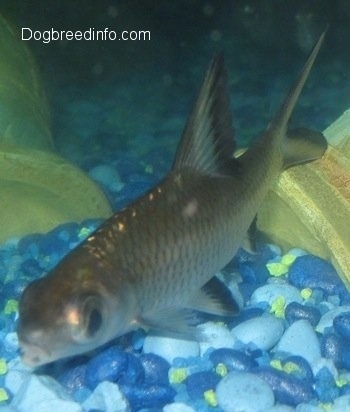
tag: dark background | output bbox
[1,0,349,161]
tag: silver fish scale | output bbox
[87,169,245,313]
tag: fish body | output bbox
[18,33,327,367]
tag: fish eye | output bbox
[86,307,103,337]
[68,294,105,343]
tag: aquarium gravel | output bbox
[1,168,350,412]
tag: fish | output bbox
[17,32,327,367]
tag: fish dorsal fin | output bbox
[268,30,326,137]
[172,53,237,175]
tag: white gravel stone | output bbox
[89,164,124,192]
[216,371,275,412]
[198,322,237,356]
[163,402,196,412]
[274,319,321,364]
[7,371,82,412]
[295,404,324,411]
[143,335,199,364]
[250,283,302,306]
[83,381,129,412]
[267,405,295,412]
[331,395,350,411]
[231,314,285,350]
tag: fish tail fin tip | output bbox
[172,53,239,176]
[269,30,326,136]
[283,127,327,169]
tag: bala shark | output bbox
[18,33,327,367]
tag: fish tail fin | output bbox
[271,30,328,169]
[270,30,326,135]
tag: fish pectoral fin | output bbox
[139,307,199,339]
[283,127,327,169]
[187,276,239,316]
[135,278,238,339]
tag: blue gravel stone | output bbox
[314,367,339,403]
[17,233,43,257]
[320,331,350,370]
[131,329,146,351]
[281,356,314,382]
[118,353,145,385]
[121,181,152,203]
[317,306,350,333]
[333,312,350,341]
[119,383,176,411]
[20,258,43,278]
[340,292,350,305]
[285,302,321,327]
[185,371,221,400]
[80,219,103,234]
[289,255,347,297]
[3,278,30,298]
[340,384,350,396]
[321,331,341,360]
[85,346,128,389]
[38,230,69,257]
[48,222,80,242]
[227,247,255,268]
[58,364,88,394]
[139,353,171,385]
[239,261,270,286]
[322,330,350,371]
[209,348,258,371]
[254,366,315,406]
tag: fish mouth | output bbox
[18,340,52,368]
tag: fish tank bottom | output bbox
[1,205,350,411]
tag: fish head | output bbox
[17,264,135,367]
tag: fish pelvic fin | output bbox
[172,53,239,176]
